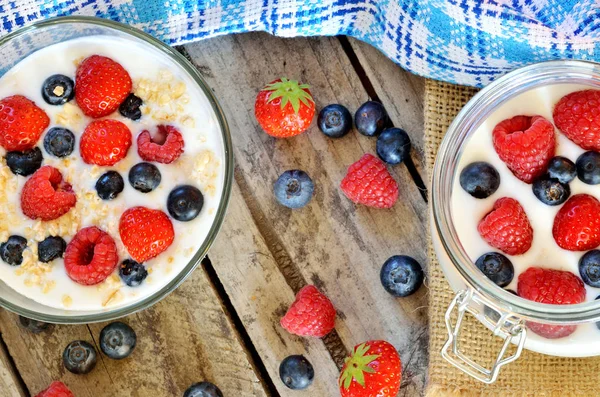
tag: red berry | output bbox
[518,267,585,339]
[64,227,118,285]
[478,197,533,255]
[20,166,76,221]
[0,95,49,151]
[340,154,398,209]
[80,119,132,166]
[492,115,555,183]
[280,285,336,338]
[552,194,600,251]
[553,89,600,151]
[35,381,74,397]
[75,55,132,118]
[119,207,174,263]
[137,125,185,164]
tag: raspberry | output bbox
[477,197,533,255]
[518,267,585,339]
[553,89,600,151]
[492,115,555,183]
[552,194,600,251]
[340,153,398,209]
[35,381,74,397]
[80,119,132,166]
[0,95,50,151]
[137,125,185,164]
[64,226,119,285]
[280,285,336,338]
[119,207,175,263]
[21,166,76,221]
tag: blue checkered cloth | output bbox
[1,0,599,87]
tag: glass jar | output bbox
[431,60,600,383]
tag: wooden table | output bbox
[0,33,428,397]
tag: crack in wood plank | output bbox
[0,329,28,397]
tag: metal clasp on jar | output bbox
[441,289,527,383]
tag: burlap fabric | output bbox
[424,79,600,396]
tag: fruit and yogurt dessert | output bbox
[0,35,225,311]
[453,84,600,345]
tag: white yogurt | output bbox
[0,35,225,311]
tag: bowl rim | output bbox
[0,16,234,324]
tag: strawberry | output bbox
[75,55,132,118]
[0,95,49,151]
[280,285,336,338]
[339,340,401,397]
[492,115,555,183]
[119,207,174,263]
[21,166,76,221]
[64,226,119,285]
[137,125,185,164]
[340,153,398,208]
[552,194,600,251]
[553,89,600,150]
[254,78,315,138]
[478,197,533,255]
[80,119,132,166]
[35,381,74,397]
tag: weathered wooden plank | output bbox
[0,337,25,397]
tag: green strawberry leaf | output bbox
[264,78,314,114]
[338,342,380,390]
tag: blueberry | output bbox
[167,185,204,222]
[5,147,43,176]
[129,162,161,193]
[547,156,576,184]
[95,171,125,200]
[0,236,27,266]
[579,250,600,287]
[376,128,411,165]
[100,322,136,360]
[19,316,51,333]
[459,162,500,199]
[279,355,314,390]
[119,94,143,121]
[475,252,514,287]
[576,151,600,185]
[380,255,424,297]
[41,74,74,105]
[63,340,97,374]
[38,236,66,263]
[119,259,148,287]
[273,170,314,209]
[44,127,75,158]
[183,382,223,397]
[317,104,352,138]
[354,101,390,137]
[532,176,570,206]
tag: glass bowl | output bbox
[0,17,233,324]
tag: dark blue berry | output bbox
[279,355,314,390]
[547,156,576,184]
[475,252,514,287]
[63,340,97,374]
[119,94,143,121]
[273,170,314,209]
[95,171,125,200]
[119,259,148,287]
[354,101,389,137]
[532,176,570,206]
[6,147,43,176]
[19,316,51,333]
[0,236,27,266]
[44,127,75,158]
[42,74,74,105]
[129,162,161,193]
[183,382,223,397]
[167,185,204,222]
[100,322,136,360]
[576,151,600,185]
[38,236,66,263]
[579,250,600,287]
[376,128,411,165]
[380,255,424,297]
[317,104,352,138]
[459,162,500,199]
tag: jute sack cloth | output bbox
[424,79,600,396]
